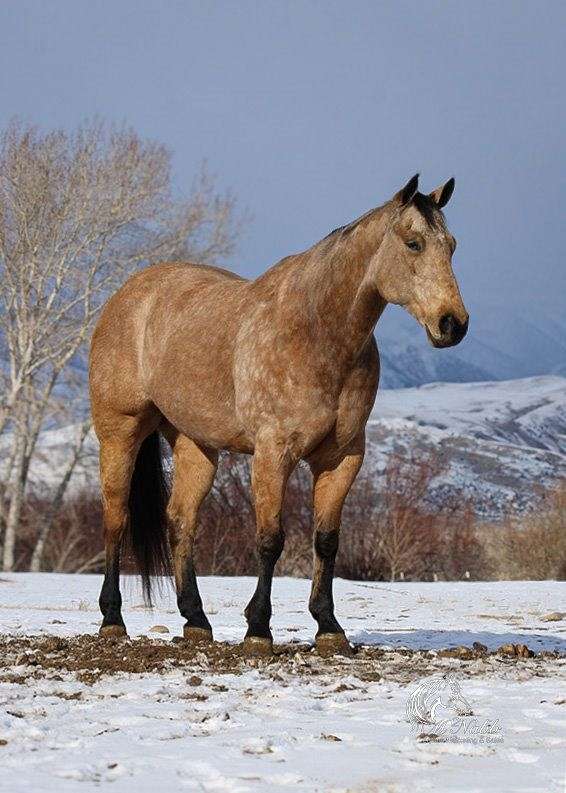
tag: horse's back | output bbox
[90,262,248,442]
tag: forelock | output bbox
[412,192,445,230]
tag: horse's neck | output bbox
[291,208,389,362]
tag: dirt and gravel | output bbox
[1,632,563,687]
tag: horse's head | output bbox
[372,174,469,348]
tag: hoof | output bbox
[99,624,128,639]
[183,626,213,644]
[243,636,273,657]
[315,632,353,656]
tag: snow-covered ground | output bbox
[1,574,565,792]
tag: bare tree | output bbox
[336,453,439,581]
[336,452,486,582]
[0,119,243,570]
[375,454,446,581]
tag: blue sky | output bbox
[1,1,564,369]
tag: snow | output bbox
[1,573,565,792]
[365,375,566,516]
[371,375,566,453]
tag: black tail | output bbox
[126,431,172,606]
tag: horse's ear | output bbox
[394,173,419,206]
[429,177,455,208]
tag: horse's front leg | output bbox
[243,437,294,655]
[308,434,365,654]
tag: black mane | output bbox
[325,191,442,241]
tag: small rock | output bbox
[541,612,565,623]
[473,641,488,655]
[437,646,473,659]
[498,643,517,656]
[42,637,66,653]
[417,732,442,743]
[0,739,7,746]
[334,682,357,692]
[437,648,460,658]
[148,625,170,634]
[188,675,203,687]
[515,644,534,658]
[456,645,474,660]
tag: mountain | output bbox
[375,307,566,388]
[365,375,566,518]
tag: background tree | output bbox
[0,118,243,571]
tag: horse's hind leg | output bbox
[308,433,365,654]
[164,429,218,642]
[98,414,157,637]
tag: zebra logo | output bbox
[406,673,473,729]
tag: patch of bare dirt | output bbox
[0,634,563,685]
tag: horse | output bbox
[89,173,468,655]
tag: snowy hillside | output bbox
[367,376,566,517]
[372,376,566,453]
[1,574,565,793]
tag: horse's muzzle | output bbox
[428,313,469,348]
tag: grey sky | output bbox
[1,1,564,366]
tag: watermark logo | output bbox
[406,674,503,744]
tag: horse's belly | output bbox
[150,380,253,453]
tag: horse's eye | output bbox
[406,240,422,252]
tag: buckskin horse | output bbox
[89,174,468,655]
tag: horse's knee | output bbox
[313,494,346,532]
[256,526,285,562]
[314,528,340,559]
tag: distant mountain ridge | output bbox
[375,309,566,388]
[365,375,566,517]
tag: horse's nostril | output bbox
[439,314,455,336]
[438,313,468,344]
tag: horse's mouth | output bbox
[426,326,454,349]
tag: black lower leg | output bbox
[177,555,211,632]
[309,528,344,636]
[99,543,125,628]
[245,529,285,639]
